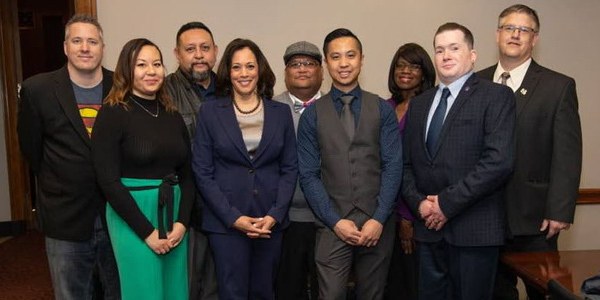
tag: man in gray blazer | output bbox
[477,4,582,300]
[402,23,515,300]
[273,40,323,300]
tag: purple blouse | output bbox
[386,98,415,221]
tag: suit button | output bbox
[248,169,255,174]
[253,189,258,195]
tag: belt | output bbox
[127,174,179,239]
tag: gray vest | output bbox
[316,91,381,218]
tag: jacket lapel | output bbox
[252,99,276,162]
[215,99,252,162]
[430,74,478,158]
[55,67,92,146]
[514,60,541,117]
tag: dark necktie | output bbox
[340,95,355,140]
[500,72,511,85]
[426,88,450,154]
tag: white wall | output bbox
[97,0,600,249]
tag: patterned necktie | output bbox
[500,72,511,86]
[293,97,316,113]
[426,88,450,155]
[340,95,355,140]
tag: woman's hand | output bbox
[167,222,187,248]
[145,229,171,255]
[252,215,277,238]
[398,219,415,254]
[233,216,271,238]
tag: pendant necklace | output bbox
[130,96,159,117]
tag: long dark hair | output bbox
[105,38,175,112]
[215,38,275,99]
[387,43,436,102]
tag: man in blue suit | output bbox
[401,23,515,300]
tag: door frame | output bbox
[0,0,97,227]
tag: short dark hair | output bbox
[434,22,474,49]
[64,14,103,41]
[215,38,275,99]
[387,43,436,102]
[323,28,362,57]
[105,38,175,112]
[499,4,540,31]
[175,21,214,46]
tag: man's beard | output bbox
[191,69,210,83]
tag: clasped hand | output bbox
[233,215,276,239]
[419,195,447,231]
[144,222,187,255]
[333,218,383,247]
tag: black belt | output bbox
[127,174,179,239]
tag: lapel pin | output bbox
[520,88,527,95]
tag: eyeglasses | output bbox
[287,60,319,69]
[395,63,421,71]
[498,25,538,34]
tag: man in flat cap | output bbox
[273,40,323,300]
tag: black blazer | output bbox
[18,66,114,241]
[477,60,582,236]
[402,74,516,247]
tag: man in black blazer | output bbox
[17,15,119,300]
[477,5,582,300]
[402,22,515,300]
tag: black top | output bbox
[92,94,193,239]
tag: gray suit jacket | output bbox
[477,60,582,236]
[273,91,318,222]
[402,74,516,246]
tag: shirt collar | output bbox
[439,71,473,97]
[331,85,361,102]
[494,58,532,92]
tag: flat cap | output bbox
[283,41,322,65]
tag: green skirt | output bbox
[106,177,188,300]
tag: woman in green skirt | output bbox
[92,38,193,300]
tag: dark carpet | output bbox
[0,230,53,299]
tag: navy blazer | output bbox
[402,74,516,247]
[192,97,298,234]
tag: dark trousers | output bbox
[315,209,395,300]
[189,228,219,300]
[384,233,418,300]
[493,234,558,300]
[418,240,499,300]
[209,231,283,300]
[275,221,318,300]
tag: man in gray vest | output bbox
[297,28,402,300]
[273,41,323,300]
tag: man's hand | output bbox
[333,219,361,245]
[418,198,434,219]
[358,219,383,247]
[424,195,448,231]
[540,219,571,239]
[233,216,272,238]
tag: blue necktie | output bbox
[426,88,450,154]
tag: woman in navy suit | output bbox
[192,38,298,300]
